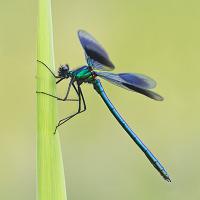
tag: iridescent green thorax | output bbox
[71,66,96,83]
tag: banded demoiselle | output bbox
[37,30,171,182]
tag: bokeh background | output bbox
[1,0,200,199]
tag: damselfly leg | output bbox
[36,78,78,101]
[37,60,60,78]
[54,83,86,134]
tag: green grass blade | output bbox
[37,0,67,200]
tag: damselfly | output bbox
[37,30,171,182]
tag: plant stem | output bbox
[37,0,67,200]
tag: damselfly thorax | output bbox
[71,66,97,84]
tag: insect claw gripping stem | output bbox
[54,126,58,134]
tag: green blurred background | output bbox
[1,0,200,199]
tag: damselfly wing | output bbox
[96,72,163,101]
[78,30,115,71]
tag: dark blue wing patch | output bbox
[119,73,156,89]
[96,72,163,101]
[122,82,163,101]
[78,30,115,71]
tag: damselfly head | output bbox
[58,64,70,78]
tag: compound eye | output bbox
[62,65,68,71]
[65,64,69,70]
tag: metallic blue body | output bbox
[93,79,171,182]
